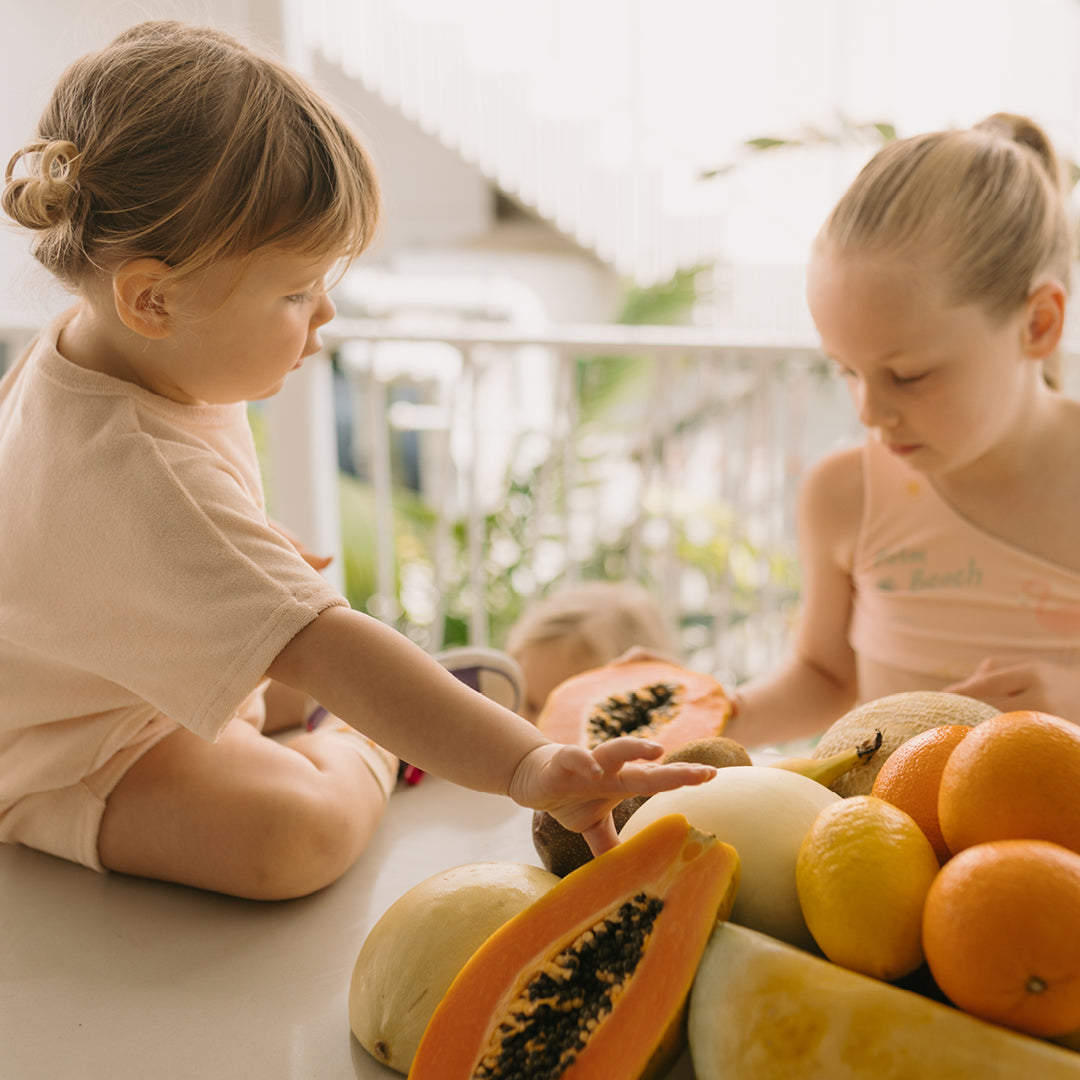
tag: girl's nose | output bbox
[853,377,898,429]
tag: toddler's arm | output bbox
[267,606,713,851]
[268,518,333,571]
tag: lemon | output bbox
[796,795,939,980]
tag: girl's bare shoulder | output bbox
[800,441,864,515]
[798,441,865,568]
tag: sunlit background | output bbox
[6,0,1080,674]
[8,0,1080,327]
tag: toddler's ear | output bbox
[113,259,173,339]
[1022,279,1066,360]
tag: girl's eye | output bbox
[892,370,928,386]
[286,292,313,304]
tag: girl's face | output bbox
[156,246,339,405]
[806,247,1037,478]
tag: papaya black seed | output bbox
[586,683,681,745]
[472,893,664,1079]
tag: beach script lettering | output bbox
[874,547,983,591]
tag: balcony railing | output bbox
[5,313,1079,685]
[263,318,861,686]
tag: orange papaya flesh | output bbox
[536,659,733,753]
[408,814,740,1080]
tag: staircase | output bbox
[296,0,729,286]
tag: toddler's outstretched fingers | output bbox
[619,760,716,795]
[581,813,620,857]
[591,737,664,771]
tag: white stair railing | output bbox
[295,0,728,286]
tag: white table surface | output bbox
[0,775,701,1079]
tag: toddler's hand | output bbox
[507,738,715,858]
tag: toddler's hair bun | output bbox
[3,139,85,231]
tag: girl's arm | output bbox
[723,445,863,748]
[266,605,714,852]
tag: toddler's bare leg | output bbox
[98,718,396,900]
[261,679,315,733]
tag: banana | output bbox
[769,730,882,787]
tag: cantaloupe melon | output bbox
[812,691,999,796]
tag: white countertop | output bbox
[0,775,699,1079]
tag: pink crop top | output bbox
[849,437,1080,684]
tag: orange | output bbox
[938,710,1080,857]
[871,724,972,863]
[922,839,1080,1037]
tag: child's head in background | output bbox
[506,581,679,722]
[3,21,380,402]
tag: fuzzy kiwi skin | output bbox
[532,799,644,878]
[532,737,752,877]
[662,737,752,769]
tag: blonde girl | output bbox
[0,22,712,899]
[506,581,680,722]
[726,113,1080,747]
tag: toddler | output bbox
[0,22,712,900]
[726,113,1080,747]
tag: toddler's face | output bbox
[155,246,339,405]
[514,636,602,723]
[806,248,1034,477]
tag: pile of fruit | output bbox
[348,664,1080,1078]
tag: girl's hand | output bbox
[944,657,1080,721]
[607,645,680,666]
[507,739,716,857]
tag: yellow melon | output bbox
[812,691,999,796]
[689,923,1080,1079]
[349,862,558,1073]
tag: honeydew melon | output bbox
[689,923,1080,1079]
[618,765,839,949]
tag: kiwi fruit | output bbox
[662,736,752,769]
[531,736,752,876]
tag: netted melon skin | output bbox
[811,691,999,796]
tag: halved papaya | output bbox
[536,659,733,753]
[408,814,740,1080]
